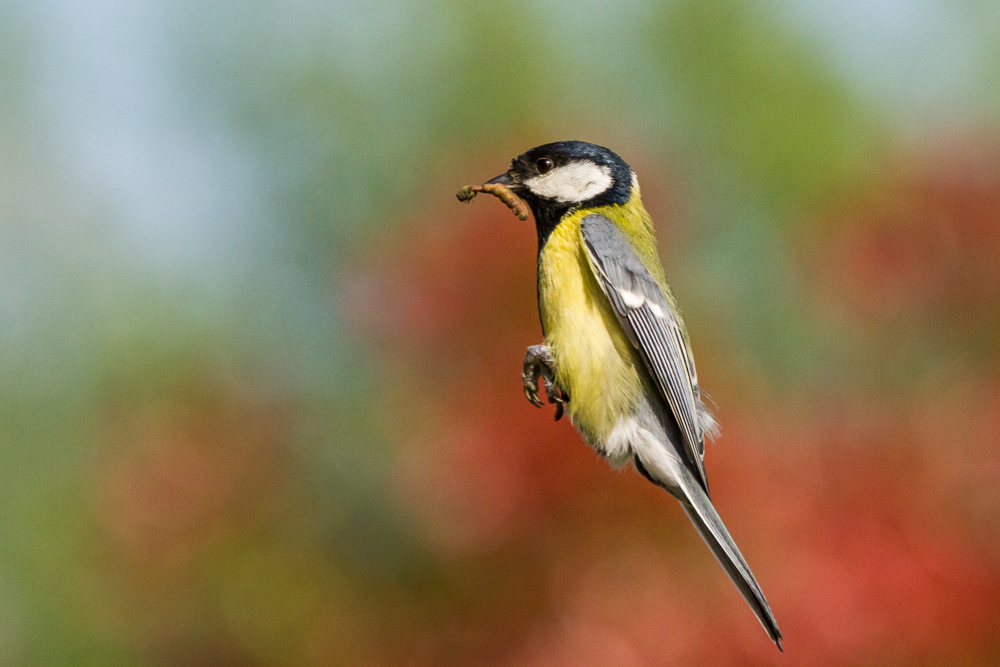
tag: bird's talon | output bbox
[543,377,564,404]
[522,362,545,408]
[523,344,567,417]
[545,380,569,420]
[524,385,544,409]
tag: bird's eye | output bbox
[535,158,554,174]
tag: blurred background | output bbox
[3,0,1000,665]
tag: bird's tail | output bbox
[677,466,783,649]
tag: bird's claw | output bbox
[523,344,569,420]
[546,377,568,421]
[522,356,546,409]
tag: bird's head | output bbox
[486,141,635,235]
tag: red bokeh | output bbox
[812,136,1000,335]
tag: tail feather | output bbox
[679,468,783,650]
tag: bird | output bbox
[480,140,782,649]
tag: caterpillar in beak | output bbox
[456,183,530,221]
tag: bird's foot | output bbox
[522,344,569,420]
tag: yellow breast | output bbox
[537,211,643,444]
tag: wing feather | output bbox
[580,214,711,494]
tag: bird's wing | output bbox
[579,214,710,494]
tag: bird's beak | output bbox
[486,172,515,187]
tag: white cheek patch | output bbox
[523,161,613,203]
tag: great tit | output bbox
[482,141,782,649]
